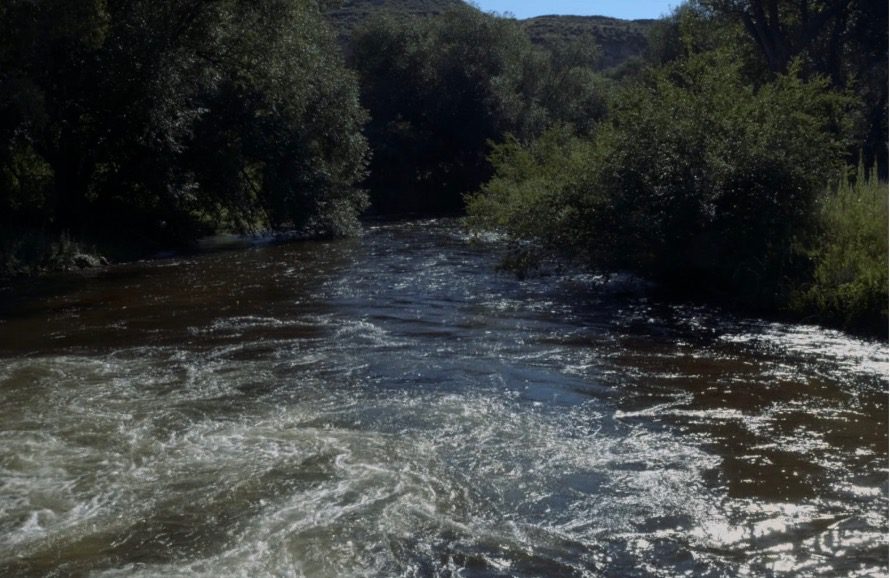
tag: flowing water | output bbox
[0,220,886,577]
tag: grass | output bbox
[792,164,888,335]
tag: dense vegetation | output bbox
[324,0,463,36]
[0,0,886,334]
[467,1,887,334]
[348,5,608,213]
[325,0,656,72]
[1,0,368,273]
[792,165,888,334]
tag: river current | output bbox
[0,220,886,577]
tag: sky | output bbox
[467,1,677,20]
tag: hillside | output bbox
[325,0,465,34]
[323,0,656,69]
[522,15,656,69]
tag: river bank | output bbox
[3,217,887,341]
[0,223,338,280]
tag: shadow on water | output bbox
[0,236,358,355]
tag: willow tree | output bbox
[0,0,369,243]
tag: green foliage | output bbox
[646,3,752,68]
[469,1,885,333]
[695,0,888,174]
[539,40,611,135]
[0,0,369,256]
[350,6,611,214]
[325,1,655,72]
[186,0,370,237]
[466,127,598,260]
[350,7,544,213]
[470,50,849,308]
[324,0,463,36]
[792,166,888,334]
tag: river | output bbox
[0,220,886,577]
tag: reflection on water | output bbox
[0,220,886,577]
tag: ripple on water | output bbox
[0,221,886,577]
[0,349,724,576]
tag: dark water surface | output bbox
[0,220,886,577]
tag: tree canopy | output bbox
[0,0,369,247]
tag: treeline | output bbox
[463,1,888,334]
[1,0,369,272]
[348,5,606,213]
[1,1,886,333]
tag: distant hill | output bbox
[324,0,465,34]
[324,0,657,70]
[521,15,657,69]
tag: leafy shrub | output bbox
[792,165,888,334]
[470,50,850,309]
[465,127,600,268]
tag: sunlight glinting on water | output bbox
[0,221,886,577]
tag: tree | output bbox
[698,0,887,171]
[699,0,851,76]
[0,0,111,230]
[349,5,609,214]
[349,7,544,213]
[0,0,369,247]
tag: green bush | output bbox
[469,50,850,309]
[465,127,601,268]
[792,166,888,334]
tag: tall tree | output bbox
[699,0,887,170]
[349,5,608,214]
[700,0,851,75]
[0,0,369,243]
